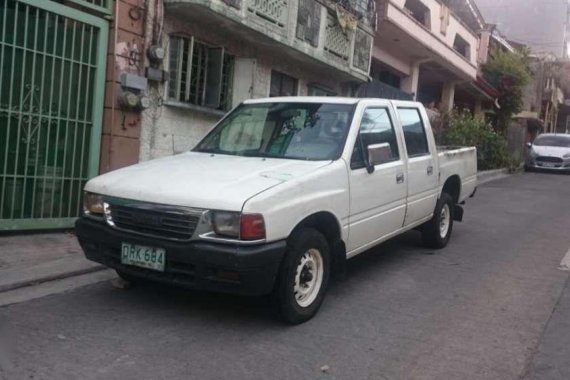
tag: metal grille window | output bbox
[168,36,234,111]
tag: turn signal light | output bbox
[240,214,266,240]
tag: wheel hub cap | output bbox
[439,204,450,238]
[293,248,324,308]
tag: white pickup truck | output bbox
[76,97,477,323]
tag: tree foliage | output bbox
[434,110,516,170]
[482,50,532,134]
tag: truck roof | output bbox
[243,96,421,107]
[243,96,360,105]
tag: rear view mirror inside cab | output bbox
[368,143,393,167]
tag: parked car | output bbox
[525,133,570,172]
[76,97,477,323]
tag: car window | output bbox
[533,135,570,147]
[351,108,399,169]
[397,108,429,157]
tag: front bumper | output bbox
[526,158,570,171]
[75,217,286,296]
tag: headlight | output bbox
[563,153,570,158]
[83,192,104,216]
[210,211,266,240]
[211,211,241,238]
[529,149,538,157]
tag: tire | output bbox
[422,193,454,249]
[273,228,330,324]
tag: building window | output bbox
[404,0,431,29]
[307,84,336,96]
[270,71,298,97]
[168,35,234,110]
[453,34,471,60]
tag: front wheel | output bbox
[422,193,454,248]
[273,228,330,324]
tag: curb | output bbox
[477,167,513,185]
[0,264,106,294]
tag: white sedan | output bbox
[526,133,570,172]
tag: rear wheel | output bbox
[422,193,454,248]
[273,228,330,324]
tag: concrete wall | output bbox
[388,0,478,67]
[507,121,527,162]
[100,0,148,173]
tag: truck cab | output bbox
[76,97,477,323]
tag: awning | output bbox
[458,75,499,101]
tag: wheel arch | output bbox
[441,175,461,204]
[289,211,346,279]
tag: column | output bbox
[401,61,420,100]
[474,99,483,117]
[440,81,456,113]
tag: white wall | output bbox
[387,0,479,66]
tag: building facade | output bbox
[135,0,376,161]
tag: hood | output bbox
[532,145,570,158]
[85,152,330,211]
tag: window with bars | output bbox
[168,36,234,111]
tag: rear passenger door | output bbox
[347,106,407,253]
[396,107,438,226]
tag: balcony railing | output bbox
[164,0,375,79]
[356,80,414,100]
[247,0,289,27]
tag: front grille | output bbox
[106,201,202,241]
[536,156,563,163]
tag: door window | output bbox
[351,108,399,169]
[397,108,429,157]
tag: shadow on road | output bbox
[95,230,433,325]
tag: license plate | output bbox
[542,162,556,167]
[121,243,166,272]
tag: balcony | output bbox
[376,0,479,80]
[164,0,376,81]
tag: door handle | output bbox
[427,166,434,176]
[396,173,405,184]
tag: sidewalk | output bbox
[0,231,104,293]
[0,167,515,297]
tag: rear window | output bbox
[397,108,429,157]
[533,135,570,147]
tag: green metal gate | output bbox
[0,0,108,230]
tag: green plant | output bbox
[436,110,515,170]
[482,50,532,135]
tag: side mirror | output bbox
[367,143,393,169]
[526,142,532,149]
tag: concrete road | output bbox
[1,172,570,380]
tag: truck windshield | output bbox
[194,102,356,160]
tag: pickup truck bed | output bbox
[437,146,478,202]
